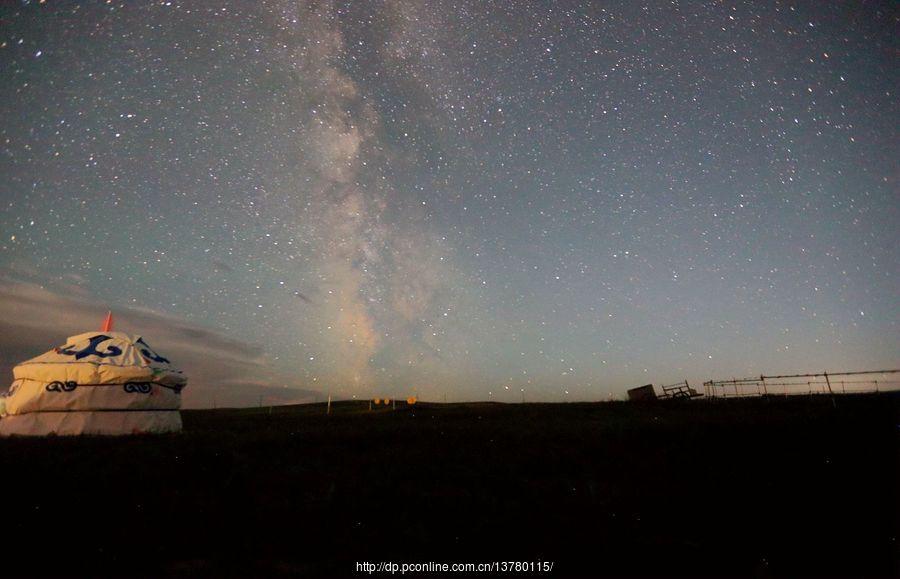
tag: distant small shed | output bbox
[627,384,657,402]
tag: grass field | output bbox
[1,393,897,577]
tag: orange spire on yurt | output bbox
[101,311,113,332]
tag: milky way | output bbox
[1,1,897,406]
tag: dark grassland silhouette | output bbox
[1,393,896,577]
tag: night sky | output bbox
[1,1,897,407]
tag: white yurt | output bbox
[0,313,187,436]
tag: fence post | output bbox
[823,371,837,408]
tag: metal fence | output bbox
[703,369,900,399]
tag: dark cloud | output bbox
[0,278,318,408]
[292,290,312,304]
[211,259,234,273]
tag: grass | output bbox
[0,393,897,576]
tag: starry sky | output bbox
[1,1,898,407]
